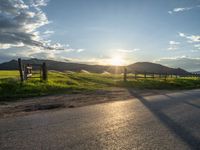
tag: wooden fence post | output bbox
[124,67,127,82]
[152,73,154,79]
[24,66,27,80]
[165,73,167,81]
[42,62,48,81]
[144,72,146,79]
[135,71,137,79]
[18,58,24,82]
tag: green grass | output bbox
[0,70,20,79]
[0,70,200,101]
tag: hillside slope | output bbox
[127,62,189,75]
[0,59,190,75]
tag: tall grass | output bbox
[0,70,200,101]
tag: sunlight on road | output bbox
[87,101,141,149]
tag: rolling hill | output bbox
[127,62,190,75]
[0,58,191,75]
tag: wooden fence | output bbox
[123,68,200,81]
[18,58,47,82]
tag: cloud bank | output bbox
[0,0,46,49]
[0,0,66,50]
[0,0,86,62]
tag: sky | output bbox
[0,0,200,71]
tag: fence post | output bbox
[135,71,137,79]
[42,62,48,81]
[159,74,161,78]
[24,66,27,80]
[165,73,167,81]
[18,58,24,82]
[152,73,154,79]
[144,72,146,79]
[123,67,127,82]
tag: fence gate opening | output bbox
[18,58,47,82]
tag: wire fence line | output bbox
[123,69,200,81]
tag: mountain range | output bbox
[0,58,191,75]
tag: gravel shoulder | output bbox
[0,88,178,118]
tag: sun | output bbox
[109,56,124,66]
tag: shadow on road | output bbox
[127,89,200,150]
[163,93,200,110]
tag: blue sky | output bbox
[0,0,200,71]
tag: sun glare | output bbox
[109,56,124,66]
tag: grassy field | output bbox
[1,70,200,101]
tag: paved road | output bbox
[0,89,200,150]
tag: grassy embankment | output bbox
[0,70,200,101]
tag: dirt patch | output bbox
[68,105,75,108]
[22,103,66,112]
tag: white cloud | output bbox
[168,11,173,14]
[117,48,140,53]
[179,32,200,43]
[76,49,85,53]
[169,41,180,45]
[44,30,54,34]
[168,5,199,14]
[179,32,185,37]
[187,35,200,43]
[174,7,192,12]
[168,41,180,50]
[30,0,49,7]
[0,43,25,49]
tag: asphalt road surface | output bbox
[0,89,200,150]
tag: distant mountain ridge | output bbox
[192,71,200,74]
[0,58,191,75]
